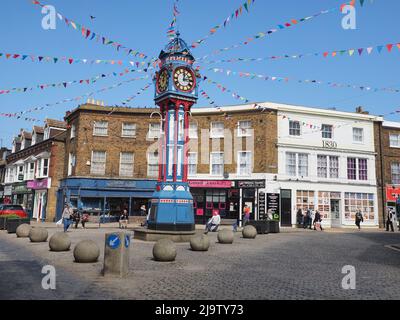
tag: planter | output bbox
[247,221,269,234]
[268,221,280,233]
[0,217,6,230]
[6,218,31,234]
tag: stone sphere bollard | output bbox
[190,234,210,251]
[16,224,31,238]
[153,239,177,262]
[217,229,234,244]
[49,232,71,252]
[242,225,257,239]
[73,240,100,263]
[29,227,48,242]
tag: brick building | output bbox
[4,120,66,221]
[375,120,400,227]
[0,147,11,203]
[56,102,278,223]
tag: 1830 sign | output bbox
[322,140,338,149]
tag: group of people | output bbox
[297,208,323,231]
[61,203,89,232]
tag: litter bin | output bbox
[7,218,30,234]
[268,221,280,233]
[247,221,269,234]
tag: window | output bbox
[70,124,76,139]
[148,123,161,139]
[238,121,252,137]
[42,159,49,177]
[391,163,400,185]
[189,122,198,139]
[286,152,297,176]
[389,134,400,148]
[353,128,364,143]
[93,121,108,136]
[358,159,368,181]
[329,156,339,179]
[43,127,50,140]
[91,151,106,175]
[122,123,136,138]
[31,134,36,146]
[238,151,252,176]
[298,154,308,177]
[210,152,224,176]
[210,122,224,138]
[296,190,315,212]
[68,153,75,176]
[188,152,198,176]
[26,162,35,181]
[347,158,357,180]
[317,155,328,178]
[321,124,333,139]
[344,193,374,221]
[147,152,159,177]
[289,121,301,136]
[119,152,134,177]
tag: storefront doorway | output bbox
[242,188,256,221]
[33,190,47,221]
[280,189,292,226]
[330,199,341,227]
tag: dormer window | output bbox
[31,133,36,146]
[43,127,50,140]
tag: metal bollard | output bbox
[103,232,130,277]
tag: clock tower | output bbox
[148,33,201,232]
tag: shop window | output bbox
[296,190,315,212]
[344,193,374,221]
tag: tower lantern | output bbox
[148,33,201,232]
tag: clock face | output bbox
[173,67,195,92]
[157,69,169,93]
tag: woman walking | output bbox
[62,203,73,232]
[355,209,364,230]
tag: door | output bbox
[242,188,256,221]
[280,189,292,226]
[330,199,341,227]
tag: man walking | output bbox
[386,208,396,232]
[355,209,364,230]
[62,203,73,232]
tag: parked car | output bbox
[0,205,28,218]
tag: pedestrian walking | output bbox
[386,208,397,232]
[296,208,303,226]
[62,203,73,232]
[81,213,89,229]
[243,205,251,226]
[314,210,323,231]
[302,210,308,229]
[119,209,129,229]
[355,209,364,230]
[72,211,81,229]
[140,204,147,216]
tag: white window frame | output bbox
[93,121,108,137]
[122,123,137,138]
[210,152,224,176]
[238,121,252,137]
[70,124,76,139]
[289,120,301,136]
[26,162,35,181]
[68,153,75,176]
[353,128,364,143]
[119,152,134,177]
[147,152,159,177]
[321,124,333,139]
[148,123,161,139]
[237,151,252,176]
[31,134,37,146]
[188,152,198,176]
[189,122,198,139]
[389,134,400,148]
[286,152,308,177]
[91,151,107,175]
[210,122,225,138]
[391,163,400,185]
[43,127,50,140]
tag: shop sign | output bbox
[189,180,233,189]
[106,180,137,188]
[322,140,338,149]
[4,186,12,196]
[237,180,266,189]
[386,186,400,202]
[258,192,266,220]
[27,178,50,190]
[267,193,280,221]
[12,184,30,194]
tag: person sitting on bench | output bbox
[205,211,221,234]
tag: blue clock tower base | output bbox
[147,182,195,232]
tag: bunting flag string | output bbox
[31,0,148,59]
[196,1,368,61]
[208,67,400,94]
[167,0,180,39]
[191,0,256,49]
[121,82,153,105]
[202,76,250,106]
[0,67,152,96]
[0,113,41,123]
[199,41,400,65]
[199,89,219,108]
[13,76,149,117]
[0,51,154,68]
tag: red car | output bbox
[0,204,28,218]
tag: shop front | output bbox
[385,186,400,215]
[28,178,51,221]
[189,179,265,225]
[2,185,12,204]
[56,178,157,221]
[12,182,34,217]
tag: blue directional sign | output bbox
[107,234,121,249]
[125,235,130,248]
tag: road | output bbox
[0,225,399,300]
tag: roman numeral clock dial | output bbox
[173,67,195,92]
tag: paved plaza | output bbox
[0,223,399,300]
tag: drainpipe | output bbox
[378,121,385,228]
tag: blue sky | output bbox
[0,0,399,147]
